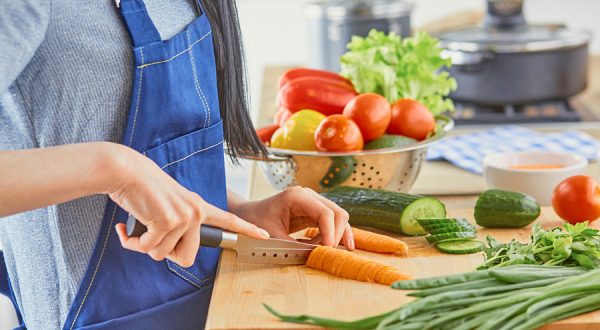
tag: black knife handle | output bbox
[125,214,224,248]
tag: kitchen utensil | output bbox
[243,116,453,193]
[483,151,588,205]
[126,215,316,265]
[438,0,591,105]
[306,0,412,72]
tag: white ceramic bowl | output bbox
[483,151,588,205]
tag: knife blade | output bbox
[126,214,316,265]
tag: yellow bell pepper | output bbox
[270,109,326,151]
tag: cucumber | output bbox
[418,218,475,232]
[426,232,477,244]
[436,240,484,254]
[474,189,541,228]
[319,156,355,189]
[320,186,446,236]
[364,134,417,150]
[428,226,476,235]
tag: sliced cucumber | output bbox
[436,240,484,254]
[418,218,475,231]
[426,232,477,244]
[428,226,476,235]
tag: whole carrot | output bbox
[306,246,410,285]
[305,227,408,256]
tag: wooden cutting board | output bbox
[205,207,600,330]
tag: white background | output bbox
[2,0,599,328]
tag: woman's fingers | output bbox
[283,187,336,246]
[115,222,168,254]
[342,223,355,250]
[202,202,270,240]
[168,221,201,267]
[303,188,350,247]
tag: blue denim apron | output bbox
[1,0,226,328]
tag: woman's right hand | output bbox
[99,143,270,267]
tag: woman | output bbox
[0,0,353,329]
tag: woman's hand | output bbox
[106,144,270,267]
[229,187,355,250]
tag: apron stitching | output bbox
[186,30,211,128]
[168,260,214,283]
[137,31,212,69]
[166,262,201,289]
[127,48,145,147]
[69,204,118,330]
[160,140,223,170]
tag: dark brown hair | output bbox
[202,0,267,161]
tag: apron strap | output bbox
[0,251,25,328]
[193,0,204,15]
[117,0,162,47]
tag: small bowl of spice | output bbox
[483,151,588,205]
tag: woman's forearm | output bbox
[0,142,123,217]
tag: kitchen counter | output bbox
[205,56,600,329]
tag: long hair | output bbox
[202,0,267,160]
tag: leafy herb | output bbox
[340,30,457,116]
[478,222,600,270]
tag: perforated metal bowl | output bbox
[249,116,453,193]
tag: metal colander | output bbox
[249,116,453,193]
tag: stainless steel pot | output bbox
[306,0,412,72]
[438,0,591,105]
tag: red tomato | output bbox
[552,175,600,224]
[273,107,293,127]
[278,77,358,116]
[278,68,352,89]
[255,124,280,144]
[387,99,435,141]
[314,115,363,152]
[342,93,391,142]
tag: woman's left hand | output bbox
[230,187,355,250]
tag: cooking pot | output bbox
[306,0,412,72]
[438,0,591,106]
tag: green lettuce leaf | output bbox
[340,30,457,116]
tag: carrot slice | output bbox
[306,246,410,285]
[305,227,408,256]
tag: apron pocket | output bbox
[77,283,215,330]
[142,120,227,289]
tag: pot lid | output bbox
[438,24,590,53]
[306,0,413,21]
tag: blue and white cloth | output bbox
[426,126,600,175]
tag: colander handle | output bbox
[224,149,291,162]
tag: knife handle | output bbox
[125,214,233,248]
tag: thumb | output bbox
[202,204,270,240]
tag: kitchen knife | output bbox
[126,215,316,265]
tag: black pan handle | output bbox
[125,214,225,248]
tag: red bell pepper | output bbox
[277,77,358,116]
[278,68,353,89]
[255,123,280,144]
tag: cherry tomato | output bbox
[278,68,352,89]
[273,107,293,127]
[314,115,364,152]
[342,93,391,142]
[552,175,600,224]
[255,124,280,144]
[387,99,435,141]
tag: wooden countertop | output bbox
[205,52,600,328]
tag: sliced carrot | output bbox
[306,246,410,285]
[305,227,408,256]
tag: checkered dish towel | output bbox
[426,126,600,175]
